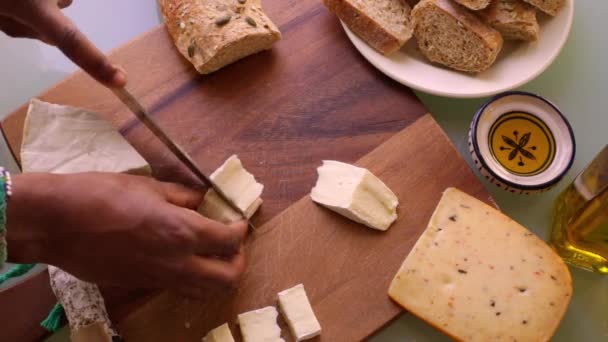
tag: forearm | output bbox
[5,173,56,264]
[1,171,246,296]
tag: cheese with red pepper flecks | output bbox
[388,188,572,341]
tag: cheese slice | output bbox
[21,99,150,175]
[198,155,263,223]
[277,284,321,341]
[202,323,235,342]
[237,307,284,342]
[310,160,398,230]
[388,188,572,341]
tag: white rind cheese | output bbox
[277,284,321,341]
[21,99,150,175]
[388,188,572,342]
[237,307,284,342]
[198,155,263,222]
[202,323,235,342]
[310,160,398,231]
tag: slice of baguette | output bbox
[412,0,503,73]
[160,0,281,74]
[480,0,539,41]
[521,0,564,16]
[453,0,491,10]
[323,0,413,55]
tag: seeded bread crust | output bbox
[454,0,491,10]
[480,0,539,41]
[521,0,564,16]
[323,0,413,55]
[412,0,503,73]
[160,0,281,74]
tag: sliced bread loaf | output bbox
[521,0,564,16]
[453,0,491,10]
[323,0,413,55]
[480,0,539,41]
[412,0,503,73]
[160,0,281,74]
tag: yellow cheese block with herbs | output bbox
[389,188,572,341]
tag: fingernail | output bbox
[110,64,127,88]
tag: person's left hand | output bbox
[6,172,249,297]
[0,0,126,87]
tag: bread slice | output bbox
[412,0,503,73]
[388,188,572,341]
[323,0,413,55]
[480,0,539,41]
[453,0,491,10]
[160,0,281,74]
[521,0,564,16]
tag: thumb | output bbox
[15,1,127,87]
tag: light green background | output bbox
[0,0,605,341]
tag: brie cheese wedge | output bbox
[198,155,263,223]
[21,99,150,175]
[310,160,398,230]
[203,323,235,342]
[237,307,284,342]
[278,284,321,341]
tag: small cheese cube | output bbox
[388,188,572,341]
[202,323,235,342]
[198,155,263,222]
[237,307,284,342]
[278,284,321,341]
[310,160,398,231]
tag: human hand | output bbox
[0,0,126,87]
[6,172,248,298]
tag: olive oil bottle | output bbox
[551,145,608,274]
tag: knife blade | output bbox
[111,87,255,230]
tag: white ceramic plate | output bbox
[341,0,574,98]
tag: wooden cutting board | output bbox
[0,0,491,340]
[118,115,493,342]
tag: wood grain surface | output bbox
[1,0,429,225]
[120,115,491,342]
[0,0,491,340]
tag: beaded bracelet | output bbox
[0,168,12,197]
[0,167,12,269]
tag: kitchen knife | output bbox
[111,87,255,230]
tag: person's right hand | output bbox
[0,0,126,87]
[6,172,248,298]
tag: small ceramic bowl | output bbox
[469,91,576,194]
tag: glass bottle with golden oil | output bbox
[551,145,608,274]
